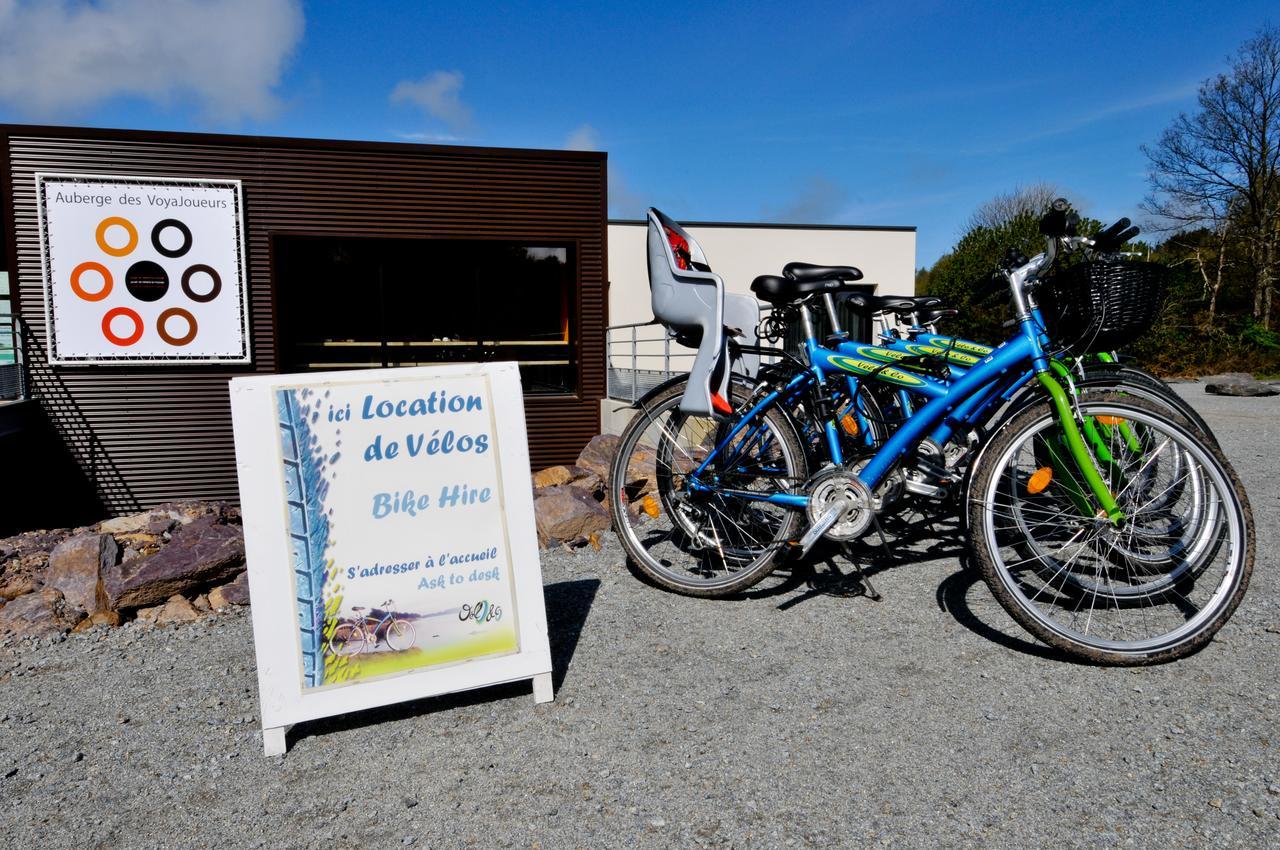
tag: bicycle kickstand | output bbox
[838,543,882,602]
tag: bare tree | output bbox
[966,182,1060,232]
[1143,25,1280,328]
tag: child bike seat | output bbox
[647,208,747,416]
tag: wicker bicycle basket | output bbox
[1039,260,1169,352]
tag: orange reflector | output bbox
[1097,415,1125,426]
[711,392,733,415]
[840,413,859,436]
[641,495,660,518]
[1027,466,1053,494]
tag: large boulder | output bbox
[0,589,84,637]
[575,435,621,484]
[534,485,610,547]
[1204,373,1279,397]
[104,514,245,610]
[44,533,117,615]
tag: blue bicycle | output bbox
[609,206,1253,665]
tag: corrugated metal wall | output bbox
[2,126,607,515]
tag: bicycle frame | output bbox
[689,298,1124,522]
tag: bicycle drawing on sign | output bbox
[327,599,418,658]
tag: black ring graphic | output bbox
[181,264,222,302]
[151,219,192,258]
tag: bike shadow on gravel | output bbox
[774,508,967,611]
[935,560,1075,663]
[287,579,600,748]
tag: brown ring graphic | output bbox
[70,261,113,301]
[101,307,144,346]
[95,216,138,257]
[156,307,198,346]
[181,264,221,302]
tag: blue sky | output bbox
[0,1,1273,267]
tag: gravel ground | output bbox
[3,381,1279,849]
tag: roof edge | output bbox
[0,122,607,161]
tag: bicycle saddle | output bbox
[351,606,366,612]
[910,296,945,310]
[916,308,959,324]
[839,292,918,314]
[751,274,864,304]
[783,262,864,282]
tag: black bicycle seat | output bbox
[783,262,864,282]
[839,292,918,314]
[751,274,865,304]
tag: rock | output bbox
[0,573,40,602]
[208,572,249,609]
[45,534,117,615]
[72,610,122,633]
[575,435,621,484]
[0,589,84,637]
[532,465,574,489]
[534,485,610,547]
[1204,374,1279,397]
[97,512,156,535]
[133,604,163,626]
[0,528,69,600]
[220,571,250,605]
[104,514,246,610]
[192,594,211,612]
[154,594,200,625]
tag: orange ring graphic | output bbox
[101,307,144,346]
[95,216,138,257]
[156,307,198,346]
[69,261,113,301]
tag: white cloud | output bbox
[390,70,472,130]
[0,0,304,122]
[563,123,600,151]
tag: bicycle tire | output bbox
[385,619,416,652]
[968,393,1253,665]
[328,622,366,658]
[609,378,807,597]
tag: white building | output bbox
[602,218,917,429]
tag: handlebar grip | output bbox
[1092,217,1131,252]
[1096,225,1141,253]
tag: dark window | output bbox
[274,236,576,394]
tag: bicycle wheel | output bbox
[609,378,807,597]
[385,619,416,651]
[1083,362,1216,444]
[328,622,367,658]
[968,393,1253,665]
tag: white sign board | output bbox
[230,362,553,755]
[36,173,250,364]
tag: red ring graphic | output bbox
[101,307,144,346]
[156,307,198,346]
[70,261,113,301]
[180,264,221,303]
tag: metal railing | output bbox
[605,317,787,403]
[0,314,24,402]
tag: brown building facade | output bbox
[0,125,607,519]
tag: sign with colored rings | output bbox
[36,173,250,364]
[823,353,928,388]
